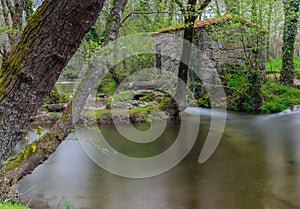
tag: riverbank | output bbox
[37,83,300,125]
[36,74,300,126]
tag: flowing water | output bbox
[17,108,300,209]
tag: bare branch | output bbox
[121,11,171,24]
[198,0,212,11]
[5,0,14,19]
[173,0,185,14]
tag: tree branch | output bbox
[121,11,171,24]
[198,0,212,11]
[5,0,14,19]
[173,0,185,14]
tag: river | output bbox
[16,108,300,209]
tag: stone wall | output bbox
[153,19,266,76]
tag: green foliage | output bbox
[197,93,210,108]
[209,64,262,112]
[97,74,117,94]
[260,82,300,113]
[224,68,248,91]
[45,86,69,104]
[0,202,30,209]
[65,203,72,209]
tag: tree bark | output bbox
[266,0,275,61]
[280,0,300,86]
[0,103,72,202]
[0,0,128,201]
[104,0,128,85]
[174,0,211,110]
[0,0,105,163]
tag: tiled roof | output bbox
[152,14,254,35]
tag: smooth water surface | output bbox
[17,108,300,209]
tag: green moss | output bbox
[4,141,38,169]
[0,3,46,100]
[88,105,157,124]
[0,202,30,209]
[158,97,173,110]
[128,105,156,114]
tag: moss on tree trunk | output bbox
[280,0,300,86]
[0,103,72,202]
[0,0,105,163]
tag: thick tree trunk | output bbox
[0,0,105,163]
[280,0,300,86]
[0,103,72,202]
[0,0,128,201]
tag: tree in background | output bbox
[280,0,300,86]
[174,0,212,110]
[0,0,24,47]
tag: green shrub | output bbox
[45,86,69,104]
[261,82,300,113]
[97,73,117,94]
[197,93,210,108]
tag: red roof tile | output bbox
[152,14,254,35]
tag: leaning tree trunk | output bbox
[0,0,105,163]
[280,0,300,86]
[0,103,72,202]
[0,0,129,201]
[104,0,128,85]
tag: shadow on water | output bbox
[16,108,300,209]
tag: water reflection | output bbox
[256,113,300,208]
[17,109,300,209]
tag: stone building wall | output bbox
[153,19,266,76]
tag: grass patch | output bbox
[0,202,30,209]
[261,82,300,113]
[266,56,300,71]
